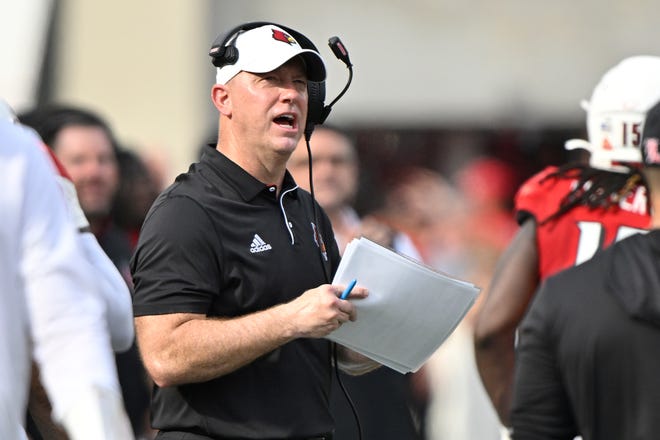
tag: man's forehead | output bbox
[259,55,307,76]
[52,125,115,155]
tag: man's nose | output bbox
[281,81,305,100]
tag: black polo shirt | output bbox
[131,148,340,439]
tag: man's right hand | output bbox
[284,284,368,338]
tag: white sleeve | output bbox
[15,126,134,439]
[55,174,90,230]
[78,232,135,352]
[60,386,134,440]
[46,149,134,352]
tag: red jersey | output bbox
[515,166,651,280]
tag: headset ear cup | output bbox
[210,40,240,67]
[210,47,225,67]
[223,46,239,66]
[306,81,326,136]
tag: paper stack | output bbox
[327,237,480,374]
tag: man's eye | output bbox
[69,156,86,166]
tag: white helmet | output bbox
[565,55,660,171]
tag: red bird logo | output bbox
[271,29,296,45]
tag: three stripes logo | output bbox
[250,234,272,253]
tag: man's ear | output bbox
[211,84,231,116]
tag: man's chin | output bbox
[81,206,111,222]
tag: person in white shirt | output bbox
[0,114,134,439]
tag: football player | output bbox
[473,55,660,427]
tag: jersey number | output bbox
[575,221,646,266]
[622,122,642,147]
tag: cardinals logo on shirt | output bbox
[311,222,328,261]
[271,29,296,45]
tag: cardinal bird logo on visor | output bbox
[272,29,296,45]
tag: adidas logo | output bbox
[250,234,272,253]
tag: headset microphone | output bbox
[304,36,353,141]
[329,36,352,67]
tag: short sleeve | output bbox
[131,195,222,316]
[514,166,562,226]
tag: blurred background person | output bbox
[421,156,520,440]
[18,105,153,439]
[372,164,504,439]
[290,125,421,258]
[474,55,660,428]
[289,125,424,439]
[453,156,519,258]
[377,166,468,277]
[0,112,133,439]
[113,148,160,251]
[510,99,660,440]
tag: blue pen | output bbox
[340,279,357,300]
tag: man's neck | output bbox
[215,144,288,192]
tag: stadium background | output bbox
[3,0,658,212]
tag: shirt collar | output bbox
[201,148,299,201]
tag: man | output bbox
[0,116,133,439]
[473,55,660,426]
[289,125,423,439]
[19,106,151,438]
[131,22,377,439]
[510,98,660,439]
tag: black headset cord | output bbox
[305,34,362,440]
[306,138,363,440]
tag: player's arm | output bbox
[77,233,134,352]
[20,134,133,439]
[473,218,539,426]
[44,146,134,352]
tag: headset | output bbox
[208,21,352,140]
